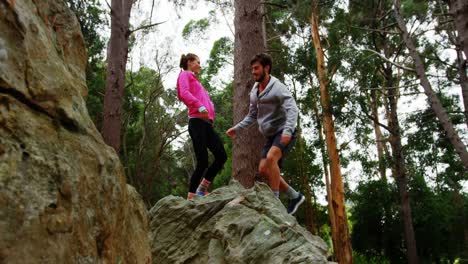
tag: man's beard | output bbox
[256,70,266,82]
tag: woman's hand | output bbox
[200,109,209,120]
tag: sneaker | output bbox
[287,194,305,214]
[196,191,208,197]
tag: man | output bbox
[226,53,305,215]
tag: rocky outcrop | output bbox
[149,182,332,264]
[0,0,151,263]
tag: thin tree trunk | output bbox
[297,120,316,234]
[309,74,338,259]
[443,11,468,128]
[310,2,353,263]
[455,39,468,129]
[102,0,133,153]
[370,89,388,182]
[232,0,265,188]
[394,0,468,170]
[292,81,315,234]
[448,0,468,60]
[382,51,419,263]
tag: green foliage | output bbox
[353,251,391,264]
[201,37,234,87]
[350,176,467,263]
[121,67,187,206]
[67,0,107,128]
[182,19,210,41]
[350,180,404,262]
[400,0,429,18]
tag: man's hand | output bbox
[200,109,209,120]
[280,134,291,145]
[226,127,236,138]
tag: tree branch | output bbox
[325,64,338,86]
[351,26,399,35]
[130,21,167,34]
[362,110,392,133]
[260,1,288,8]
[104,0,112,12]
[355,46,416,72]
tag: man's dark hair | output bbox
[250,53,272,74]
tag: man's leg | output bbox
[258,158,280,197]
[264,146,283,197]
[279,177,289,192]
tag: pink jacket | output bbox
[176,70,215,121]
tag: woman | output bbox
[177,53,227,200]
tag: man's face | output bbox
[251,61,269,82]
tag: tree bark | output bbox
[383,63,420,264]
[232,0,265,188]
[448,0,468,60]
[444,14,468,128]
[310,2,353,263]
[394,0,468,170]
[370,89,388,182]
[455,46,468,129]
[102,0,133,153]
[292,82,316,234]
[310,77,338,258]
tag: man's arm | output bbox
[280,84,299,137]
[227,92,258,137]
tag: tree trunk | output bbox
[101,0,133,153]
[394,0,468,170]
[297,122,316,234]
[383,63,419,264]
[456,47,468,129]
[292,82,316,234]
[232,0,265,188]
[445,19,468,128]
[309,74,338,259]
[370,89,388,182]
[449,0,468,60]
[310,3,353,263]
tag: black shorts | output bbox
[261,129,297,168]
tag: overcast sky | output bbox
[127,0,234,89]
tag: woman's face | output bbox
[187,57,201,75]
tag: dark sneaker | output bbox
[287,194,305,214]
[196,191,209,197]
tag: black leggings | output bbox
[188,118,227,193]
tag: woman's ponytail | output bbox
[179,53,198,70]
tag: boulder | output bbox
[150,182,332,264]
[0,0,151,263]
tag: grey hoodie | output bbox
[234,76,298,137]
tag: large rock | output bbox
[149,182,332,264]
[0,0,151,263]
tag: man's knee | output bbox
[258,162,268,176]
[265,153,280,165]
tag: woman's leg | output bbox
[188,119,209,194]
[203,125,227,183]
